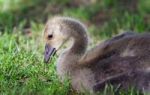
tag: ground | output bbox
[0,0,150,95]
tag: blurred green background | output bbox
[0,0,150,37]
[0,0,150,95]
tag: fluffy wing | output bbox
[79,32,136,65]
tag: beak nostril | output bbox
[46,51,49,54]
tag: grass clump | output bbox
[0,31,71,95]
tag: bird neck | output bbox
[70,32,88,55]
[60,17,88,55]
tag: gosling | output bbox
[43,16,150,94]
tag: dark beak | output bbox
[44,44,56,63]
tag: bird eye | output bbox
[47,34,53,40]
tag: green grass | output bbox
[0,30,71,95]
[0,0,150,95]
